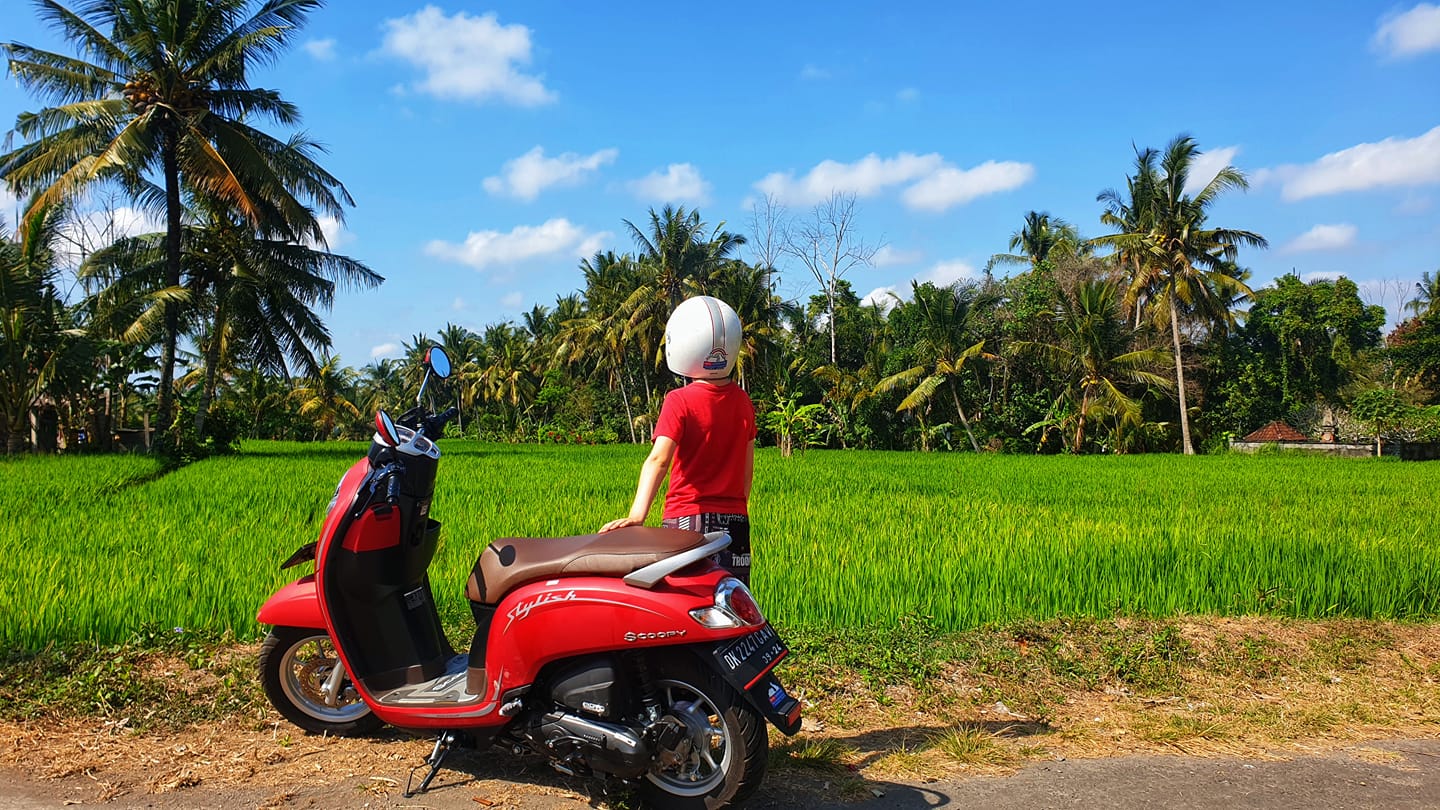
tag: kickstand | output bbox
[404,731,457,798]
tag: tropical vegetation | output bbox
[1,1,1436,459]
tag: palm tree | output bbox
[555,252,645,439]
[811,364,873,449]
[1092,136,1266,454]
[1096,157,1161,327]
[621,206,745,372]
[707,260,787,389]
[986,211,1087,273]
[82,211,380,436]
[429,322,477,428]
[0,202,67,452]
[1,0,351,431]
[874,281,995,452]
[623,205,745,308]
[1407,271,1440,317]
[358,358,403,416]
[229,365,285,438]
[470,323,535,433]
[291,354,358,440]
[1013,280,1172,453]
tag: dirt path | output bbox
[4,618,1437,807]
[1,736,1437,809]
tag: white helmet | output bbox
[664,296,742,379]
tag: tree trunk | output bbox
[1074,386,1091,454]
[618,372,636,443]
[828,283,837,365]
[1169,295,1194,455]
[949,380,981,452]
[157,126,182,439]
[193,306,225,437]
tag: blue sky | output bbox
[2,1,1439,367]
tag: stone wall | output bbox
[1228,441,1375,458]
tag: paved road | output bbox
[3,739,1437,809]
[816,739,1440,810]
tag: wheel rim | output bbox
[277,634,371,724]
[645,677,734,796]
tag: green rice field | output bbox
[2,442,1438,651]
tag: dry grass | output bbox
[772,616,1440,778]
[1,617,1436,805]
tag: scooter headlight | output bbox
[325,472,344,514]
[689,578,766,629]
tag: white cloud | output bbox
[452,297,466,311]
[627,163,711,204]
[381,6,554,106]
[424,218,609,270]
[756,152,943,205]
[371,342,399,359]
[871,244,923,268]
[1283,223,1358,253]
[54,205,163,267]
[0,186,21,227]
[303,38,336,61]
[860,286,902,311]
[1263,126,1440,200]
[316,215,353,249]
[1182,145,1241,197]
[501,292,524,308]
[800,64,831,80]
[920,260,979,286]
[1373,3,1440,58]
[897,87,920,103]
[753,153,1033,213]
[901,161,1035,212]
[483,146,618,201]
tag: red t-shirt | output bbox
[654,381,756,518]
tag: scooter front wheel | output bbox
[258,626,380,736]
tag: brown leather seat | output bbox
[465,526,706,605]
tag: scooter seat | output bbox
[466,526,706,605]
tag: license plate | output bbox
[712,625,789,690]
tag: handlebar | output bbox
[395,406,458,438]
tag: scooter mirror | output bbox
[374,410,401,447]
[425,346,451,379]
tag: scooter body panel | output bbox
[361,566,756,728]
[255,574,324,628]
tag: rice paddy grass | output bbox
[2,442,1436,650]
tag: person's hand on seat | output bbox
[600,517,641,533]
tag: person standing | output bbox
[599,296,756,585]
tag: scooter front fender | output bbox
[256,574,325,629]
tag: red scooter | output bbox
[256,347,800,808]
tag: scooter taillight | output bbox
[689,577,766,629]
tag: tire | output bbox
[258,626,381,736]
[637,656,768,810]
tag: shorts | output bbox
[661,513,750,586]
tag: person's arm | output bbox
[600,436,677,532]
[741,439,754,501]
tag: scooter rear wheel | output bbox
[259,626,380,736]
[637,656,768,810]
